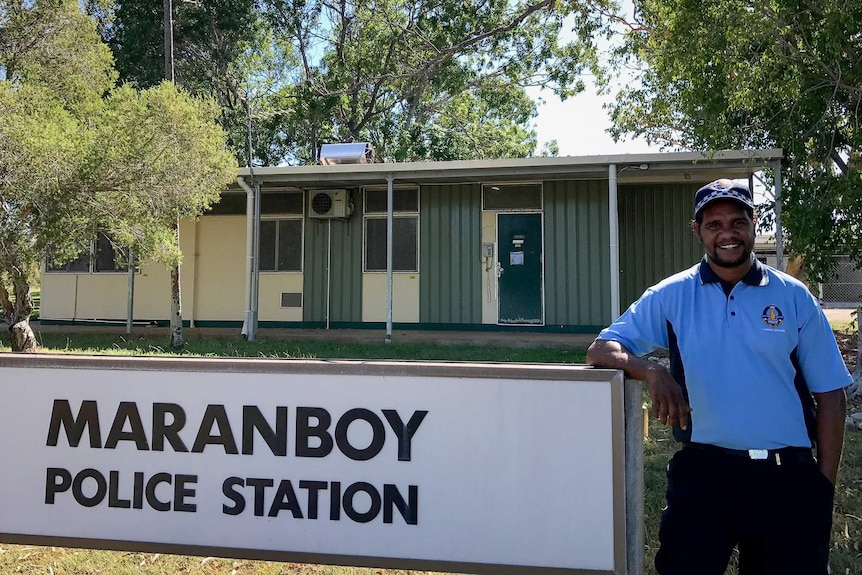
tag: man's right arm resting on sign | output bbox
[586,339,692,430]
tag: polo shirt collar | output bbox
[698,255,769,287]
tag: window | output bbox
[365,217,418,271]
[260,219,303,272]
[365,188,419,213]
[482,183,542,210]
[363,187,419,272]
[46,233,129,274]
[206,191,304,216]
[47,251,89,273]
[94,233,128,272]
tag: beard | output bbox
[708,247,753,269]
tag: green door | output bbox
[497,213,544,325]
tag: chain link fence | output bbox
[818,256,862,308]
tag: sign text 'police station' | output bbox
[44,400,427,525]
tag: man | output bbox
[587,178,851,575]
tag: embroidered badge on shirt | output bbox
[761,305,784,328]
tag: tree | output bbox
[0,0,236,352]
[103,0,603,165]
[89,83,237,347]
[104,0,260,165]
[1,0,117,350]
[258,0,593,163]
[600,0,862,393]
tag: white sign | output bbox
[0,355,626,575]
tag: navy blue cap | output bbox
[694,179,755,217]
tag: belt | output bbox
[684,442,815,465]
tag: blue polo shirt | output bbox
[598,257,852,450]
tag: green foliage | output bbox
[88,83,238,267]
[0,0,237,335]
[4,332,587,364]
[105,0,261,160]
[604,0,862,284]
[103,0,602,164]
[259,0,592,163]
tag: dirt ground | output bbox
[823,307,857,324]
[827,308,861,413]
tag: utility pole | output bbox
[164,0,185,347]
[164,0,174,81]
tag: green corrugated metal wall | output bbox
[618,183,702,309]
[544,180,612,328]
[303,204,363,323]
[419,184,482,324]
[297,181,702,327]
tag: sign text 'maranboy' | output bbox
[46,400,428,461]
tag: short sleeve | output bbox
[596,288,670,356]
[794,293,853,393]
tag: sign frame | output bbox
[0,353,630,575]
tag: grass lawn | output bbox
[0,334,859,574]
[2,332,588,364]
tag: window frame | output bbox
[362,186,420,273]
[481,182,543,211]
[45,233,132,275]
[259,216,305,273]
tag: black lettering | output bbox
[45,467,71,504]
[298,480,328,520]
[72,468,107,507]
[105,402,149,450]
[268,479,303,518]
[383,484,418,525]
[108,470,131,508]
[133,471,144,509]
[242,406,287,456]
[46,400,101,448]
[145,472,172,511]
[296,407,333,458]
[174,474,197,512]
[222,477,245,515]
[342,482,381,523]
[335,408,385,461]
[191,405,238,454]
[246,478,273,517]
[382,410,428,462]
[153,403,188,452]
[330,481,341,520]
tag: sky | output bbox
[534,83,773,207]
[530,80,658,157]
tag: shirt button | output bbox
[731,311,736,316]
[730,296,735,300]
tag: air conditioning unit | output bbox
[309,190,352,219]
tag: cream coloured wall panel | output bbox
[481,211,498,324]
[362,274,420,323]
[259,274,304,322]
[40,219,212,322]
[41,264,173,321]
[193,216,246,321]
[39,274,80,320]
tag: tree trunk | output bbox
[10,319,38,353]
[169,263,184,348]
[1,273,38,353]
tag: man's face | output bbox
[693,201,756,269]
